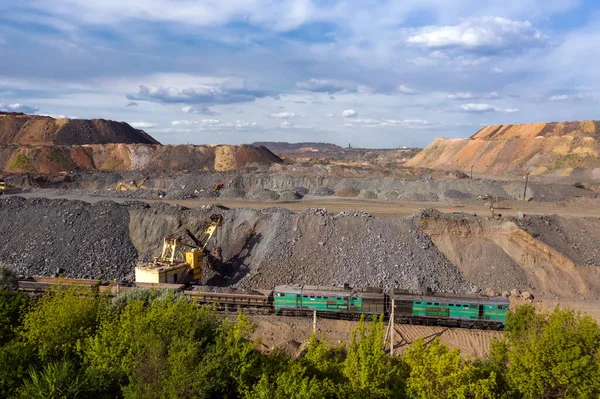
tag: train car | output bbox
[273,285,385,316]
[184,287,273,312]
[390,289,508,330]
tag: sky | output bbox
[1,0,600,148]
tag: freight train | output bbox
[17,277,509,330]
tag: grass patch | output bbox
[8,154,35,172]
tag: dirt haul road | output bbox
[15,191,600,218]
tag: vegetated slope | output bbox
[0,112,159,145]
[407,120,600,179]
[0,144,282,173]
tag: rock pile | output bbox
[0,197,137,279]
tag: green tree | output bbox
[0,341,38,398]
[248,361,339,399]
[0,265,18,290]
[196,312,266,398]
[343,315,407,398]
[83,290,219,397]
[21,286,104,361]
[303,333,345,381]
[18,358,93,399]
[0,289,30,344]
[403,337,496,399]
[499,305,600,398]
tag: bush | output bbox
[491,305,600,398]
[21,287,105,361]
[334,187,360,197]
[0,264,17,290]
[573,182,586,189]
[0,289,30,344]
[18,359,93,399]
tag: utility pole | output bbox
[523,172,530,201]
[389,298,395,355]
[470,165,474,179]
[313,310,317,333]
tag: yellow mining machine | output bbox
[111,176,148,191]
[135,214,223,284]
[0,179,22,195]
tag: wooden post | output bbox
[390,298,394,355]
[313,310,317,333]
[523,172,530,201]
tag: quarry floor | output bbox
[15,191,600,218]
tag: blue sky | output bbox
[1,0,599,147]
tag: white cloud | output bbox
[533,93,589,102]
[492,67,503,73]
[296,78,360,94]
[126,101,138,107]
[345,118,430,128]
[448,91,500,100]
[448,92,475,100]
[397,84,417,94]
[460,103,498,113]
[407,17,548,54]
[172,120,198,126]
[127,79,275,105]
[325,113,334,117]
[280,120,293,128]
[130,121,157,128]
[0,103,39,114]
[342,109,358,118]
[269,112,296,119]
[459,103,518,113]
[181,105,220,115]
[549,94,569,101]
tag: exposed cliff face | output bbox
[0,112,159,145]
[0,144,282,173]
[407,121,600,179]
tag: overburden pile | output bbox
[0,197,470,292]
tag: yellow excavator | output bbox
[0,179,22,195]
[111,176,148,191]
[135,214,223,284]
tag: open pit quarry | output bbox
[407,120,600,180]
[0,115,598,303]
[2,196,599,303]
[2,113,600,355]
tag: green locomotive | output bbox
[274,285,508,330]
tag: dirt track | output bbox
[14,192,600,218]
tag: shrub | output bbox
[334,187,360,197]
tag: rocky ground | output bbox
[1,195,598,302]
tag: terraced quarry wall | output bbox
[407,121,600,180]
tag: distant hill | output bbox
[406,120,600,179]
[0,112,159,145]
[251,142,343,154]
[0,144,282,173]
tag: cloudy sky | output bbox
[1,0,599,147]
